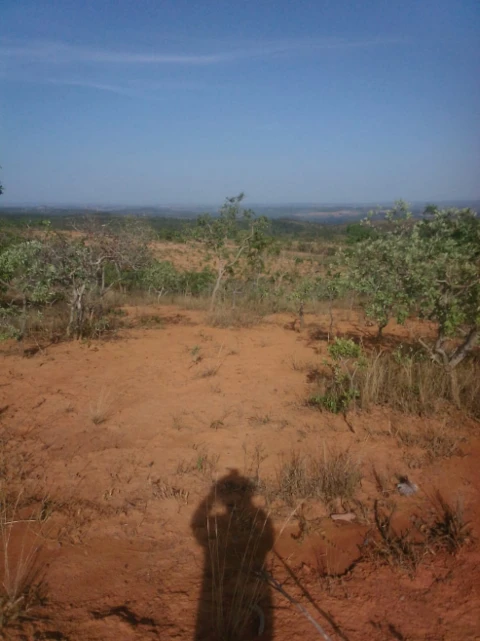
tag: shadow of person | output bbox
[191,469,274,641]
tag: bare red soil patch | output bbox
[1,306,479,640]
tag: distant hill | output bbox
[1,200,478,224]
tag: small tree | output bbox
[0,239,55,338]
[343,202,480,377]
[143,260,181,298]
[192,194,270,310]
[411,207,479,369]
[288,278,315,330]
[341,201,412,337]
[73,216,153,294]
[316,272,347,339]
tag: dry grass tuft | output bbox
[372,466,393,496]
[206,305,264,328]
[363,501,424,575]
[207,503,271,640]
[150,478,189,504]
[203,476,297,641]
[176,446,220,477]
[89,387,114,425]
[427,492,471,553]
[276,447,362,507]
[137,313,164,328]
[357,350,480,417]
[197,363,222,378]
[0,428,49,630]
[288,355,316,373]
[0,493,47,629]
[391,422,460,461]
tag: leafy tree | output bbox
[180,268,215,297]
[0,222,151,340]
[143,260,182,298]
[342,201,480,374]
[341,201,417,336]
[316,272,347,338]
[73,216,153,293]
[0,230,94,339]
[288,278,315,329]
[345,222,376,244]
[192,194,270,310]
[412,207,479,369]
[0,239,55,338]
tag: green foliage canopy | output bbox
[342,201,480,367]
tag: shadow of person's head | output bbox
[209,468,256,503]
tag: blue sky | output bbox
[1,0,479,205]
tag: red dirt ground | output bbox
[1,306,479,640]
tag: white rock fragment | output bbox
[397,478,418,496]
[330,512,357,522]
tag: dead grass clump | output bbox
[206,305,264,328]
[89,387,114,425]
[18,304,70,344]
[391,422,460,461]
[427,493,471,553]
[0,494,47,630]
[0,429,49,631]
[422,425,460,461]
[197,363,222,378]
[288,355,316,372]
[276,447,362,507]
[137,313,164,328]
[150,478,189,504]
[176,446,219,477]
[364,501,424,575]
[357,350,480,417]
[372,466,393,496]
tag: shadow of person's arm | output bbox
[191,483,217,545]
[259,508,275,558]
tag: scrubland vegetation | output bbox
[0,196,479,639]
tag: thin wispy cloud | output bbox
[0,37,406,67]
[0,36,407,99]
[45,77,203,98]
[47,78,138,97]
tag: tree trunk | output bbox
[377,321,387,339]
[299,302,305,331]
[210,265,225,311]
[18,295,27,341]
[67,284,86,339]
[434,327,478,406]
[447,327,478,370]
[448,367,461,407]
[328,299,334,341]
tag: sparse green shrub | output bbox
[191,194,270,310]
[327,337,362,360]
[342,202,480,362]
[142,260,181,297]
[308,388,359,414]
[308,339,365,414]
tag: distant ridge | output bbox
[1,200,478,224]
